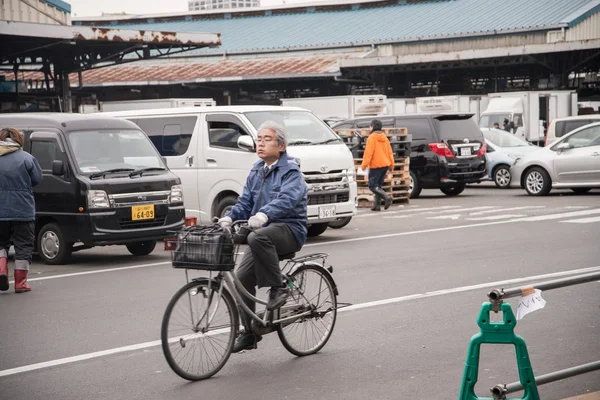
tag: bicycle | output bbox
[160,220,339,381]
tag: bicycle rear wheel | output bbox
[277,265,337,356]
[161,279,238,381]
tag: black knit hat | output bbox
[370,119,383,132]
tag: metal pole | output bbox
[488,271,600,301]
[491,360,600,396]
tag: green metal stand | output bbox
[458,303,540,400]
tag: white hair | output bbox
[257,120,287,147]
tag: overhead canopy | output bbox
[0,20,221,73]
[0,20,221,112]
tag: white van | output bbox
[545,115,600,146]
[102,106,358,237]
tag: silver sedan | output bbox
[510,122,600,196]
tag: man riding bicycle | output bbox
[219,120,308,353]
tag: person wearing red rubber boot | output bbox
[0,127,42,293]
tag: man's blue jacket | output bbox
[226,152,308,248]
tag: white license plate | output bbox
[318,205,336,219]
[460,147,471,156]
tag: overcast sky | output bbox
[68,0,320,17]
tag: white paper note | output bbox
[516,289,547,320]
[357,167,369,177]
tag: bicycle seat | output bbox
[278,252,296,261]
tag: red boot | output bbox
[0,257,8,291]
[14,269,31,293]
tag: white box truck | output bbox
[415,95,489,122]
[384,95,488,121]
[100,98,216,112]
[281,95,387,124]
[479,91,577,144]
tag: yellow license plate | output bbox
[132,205,155,221]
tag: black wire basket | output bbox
[165,224,236,271]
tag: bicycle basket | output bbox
[167,225,235,271]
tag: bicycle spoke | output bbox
[278,266,337,355]
[161,281,236,381]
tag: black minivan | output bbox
[332,113,487,198]
[0,114,185,264]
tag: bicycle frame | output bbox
[186,250,333,330]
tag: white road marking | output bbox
[465,214,526,221]
[468,206,546,216]
[382,215,414,219]
[421,206,498,214]
[563,206,590,209]
[427,214,462,220]
[18,261,170,283]
[355,205,461,218]
[520,208,600,222]
[560,216,600,224]
[25,209,600,283]
[2,265,598,378]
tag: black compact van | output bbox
[0,114,185,264]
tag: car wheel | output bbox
[307,223,328,237]
[328,217,352,229]
[524,167,551,196]
[493,165,511,188]
[409,171,422,199]
[440,183,466,196]
[126,240,157,256]
[38,223,72,265]
[571,188,591,194]
[215,195,238,219]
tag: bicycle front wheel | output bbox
[161,279,238,381]
[277,265,337,356]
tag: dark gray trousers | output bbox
[0,221,35,270]
[236,223,300,331]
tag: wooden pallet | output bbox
[350,134,412,207]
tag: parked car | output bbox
[510,122,600,195]
[331,113,487,198]
[545,115,600,146]
[0,113,185,264]
[103,106,358,237]
[482,128,541,188]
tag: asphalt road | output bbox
[1,185,599,400]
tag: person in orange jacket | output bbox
[360,119,394,211]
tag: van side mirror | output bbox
[52,160,64,175]
[237,135,256,152]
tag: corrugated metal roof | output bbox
[10,56,341,86]
[78,0,597,54]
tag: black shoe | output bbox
[232,330,262,353]
[384,196,392,210]
[371,195,381,211]
[267,286,289,310]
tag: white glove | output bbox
[218,216,232,228]
[248,212,268,229]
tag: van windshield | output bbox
[245,111,340,145]
[68,130,165,174]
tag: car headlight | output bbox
[169,185,184,204]
[87,190,110,209]
[343,168,355,183]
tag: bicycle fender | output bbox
[290,261,339,296]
